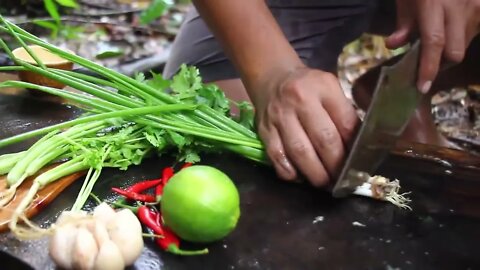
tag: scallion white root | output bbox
[8,157,88,239]
[353,175,412,210]
[7,181,47,239]
[0,181,22,207]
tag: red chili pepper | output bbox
[156,167,174,201]
[112,187,157,203]
[162,167,175,184]
[156,226,208,256]
[181,162,192,169]
[137,205,164,235]
[112,179,162,207]
[155,184,164,202]
[127,179,163,193]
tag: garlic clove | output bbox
[86,220,110,247]
[107,209,144,266]
[93,240,125,270]
[49,223,78,269]
[71,227,98,270]
[56,210,88,226]
[93,203,116,225]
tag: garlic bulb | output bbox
[48,204,143,270]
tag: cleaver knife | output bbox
[332,41,422,198]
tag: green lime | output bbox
[160,165,240,243]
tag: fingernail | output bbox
[279,155,294,177]
[419,80,432,94]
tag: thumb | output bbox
[385,0,415,49]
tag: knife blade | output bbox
[332,41,422,198]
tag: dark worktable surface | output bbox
[1,73,480,270]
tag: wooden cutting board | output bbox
[0,165,85,232]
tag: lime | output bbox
[160,165,240,243]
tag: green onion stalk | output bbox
[0,18,264,157]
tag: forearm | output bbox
[192,0,303,95]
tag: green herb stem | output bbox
[0,23,257,139]
[6,121,104,186]
[25,145,69,176]
[222,144,268,164]
[0,151,26,175]
[0,104,196,148]
[0,81,263,148]
[5,130,59,186]
[2,21,46,69]
[35,156,88,186]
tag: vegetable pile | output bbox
[49,162,238,269]
[111,163,239,256]
[0,15,410,265]
[0,16,264,238]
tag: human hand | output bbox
[251,67,359,187]
[385,0,480,93]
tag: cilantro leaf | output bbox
[181,149,200,163]
[135,72,146,83]
[147,71,171,91]
[167,131,186,149]
[197,84,230,115]
[170,64,203,102]
[145,132,167,149]
[144,128,167,149]
[237,101,255,130]
[132,149,148,165]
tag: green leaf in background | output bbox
[59,25,84,40]
[139,0,173,25]
[32,20,58,30]
[55,0,78,8]
[33,20,83,40]
[33,20,59,39]
[43,0,61,24]
[95,50,125,60]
